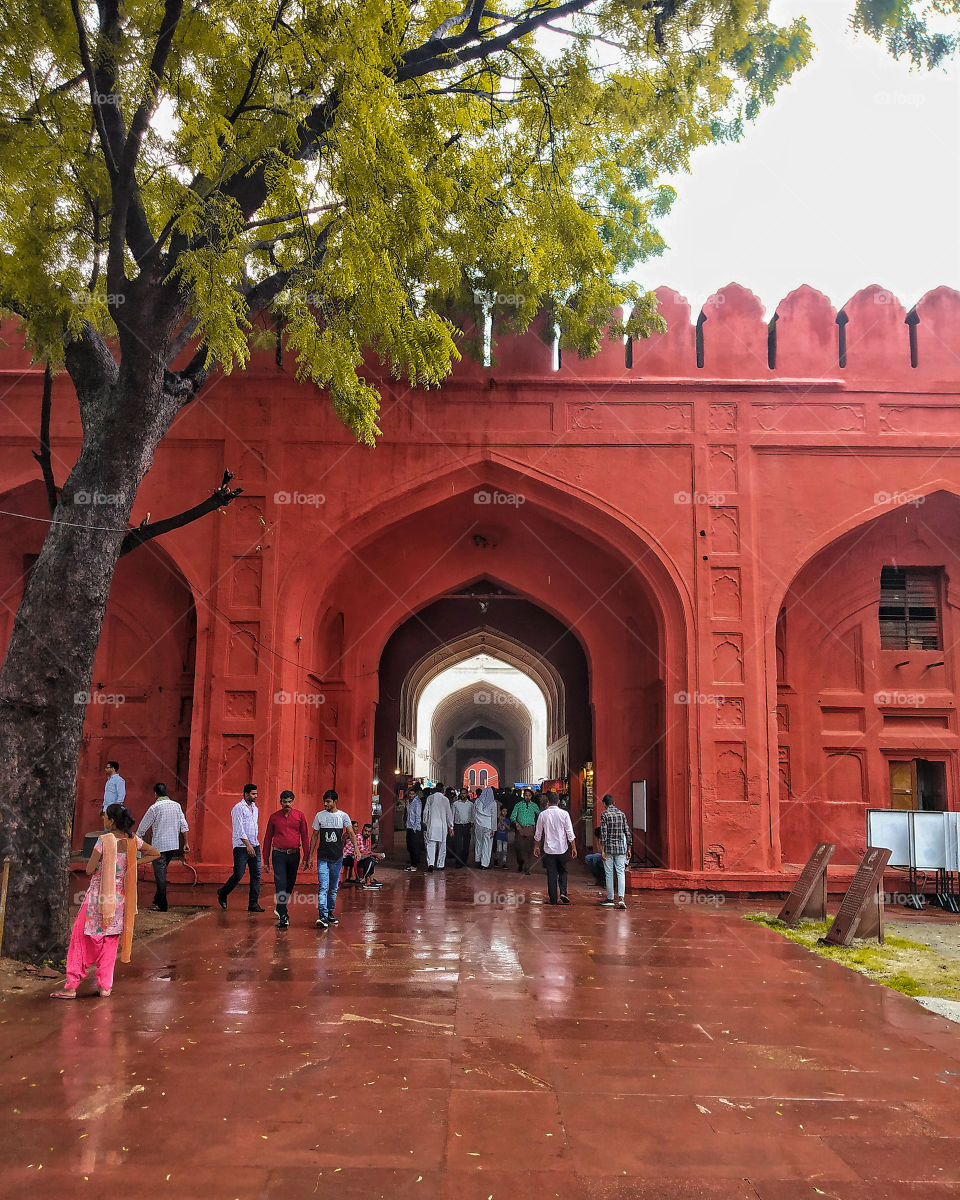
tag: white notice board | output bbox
[911,811,949,869]
[866,810,910,868]
[631,781,647,832]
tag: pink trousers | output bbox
[65,897,120,991]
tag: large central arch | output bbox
[273,459,692,868]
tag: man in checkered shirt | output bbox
[599,793,632,910]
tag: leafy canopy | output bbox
[0,0,867,441]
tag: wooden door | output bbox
[889,760,917,810]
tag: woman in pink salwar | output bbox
[51,803,159,999]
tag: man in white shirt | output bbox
[137,782,190,911]
[217,783,265,912]
[102,761,126,813]
[451,788,474,867]
[533,793,577,905]
[423,787,454,871]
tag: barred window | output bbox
[879,567,942,650]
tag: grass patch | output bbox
[746,912,960,1001]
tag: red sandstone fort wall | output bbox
[1,282,959,886]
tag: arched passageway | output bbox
[279,468,690,869]
[776,490,960,864]
[0,481,198,845]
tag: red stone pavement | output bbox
[3,868,960,1199]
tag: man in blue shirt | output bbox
[102,760,126,813]
[217,783,265,912]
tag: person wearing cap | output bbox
[422,787,454,871]
[263,790,310,928]
[533,792,577,905]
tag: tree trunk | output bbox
[0,349,180,963]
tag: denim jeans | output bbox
[220,846,261,907]
[584,852,605,886]
[604,853,627,900]
[151,849,181,910]
[317,856,343,919]
[271,850,300,921]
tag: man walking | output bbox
[217,783,265,912]
[473,786,497,869]
[533,792,577,905]
[308,789,360,929]
[263,790,310,928]
[510,787,539,875]
[451,787,474,867]
[423,786,454,871]
[102,760,126,813]
[136,782,189,912]
[404,785,424,871]
[599,793,632,910]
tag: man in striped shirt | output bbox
[599,793,632,910]
[137,782,190,912]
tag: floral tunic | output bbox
[83,836,143,937]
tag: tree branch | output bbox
[119,470,243,556]
[31,364,59,516]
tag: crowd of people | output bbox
[55,763,634,999]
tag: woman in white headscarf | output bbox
[473,786,498,869]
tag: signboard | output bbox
[911,811,948,870]
[631,781,647,832]
[820,847,892,947]
[777,842,835,925]
[866,810,910,868]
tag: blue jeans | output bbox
[584,852,605,885]
[219,846,261,907]
[604,853,627,900]
[317,857,343,920]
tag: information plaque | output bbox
[820,846,892,947]
[777,842,835,926]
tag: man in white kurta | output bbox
[423,788,454,870]
[473,786,498,868]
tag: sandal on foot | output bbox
[50,989,77,999]
[98,988,112,997]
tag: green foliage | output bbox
[852,0,960,67]
[0,1,838,436]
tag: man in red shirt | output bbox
[263,789,310,929]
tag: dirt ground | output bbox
[0,905,204,998]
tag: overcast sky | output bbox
[645,0,960,318]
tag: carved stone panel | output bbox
[227,624,260,676]
[716,697,745,727]
[224,690,256,720]
[231,556,263,608]
[709,507,740,555]
[220,735,254,795]
[232,496,266,550]
[710,568,742,620]
[712,633,744,684]
[716,742,748,803]
[709,446,738,494]
[708,404,737,432]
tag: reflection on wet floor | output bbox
[4,869,960,1198]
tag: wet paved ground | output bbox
[3,868,960,1199]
